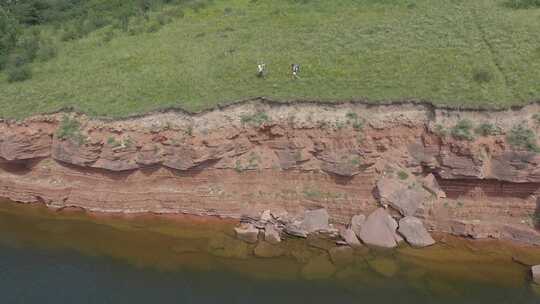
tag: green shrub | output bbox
[0,8,20,69]
[506,0,540,8]
[61,25,83,41]
[474,122,501,136]
[17,30,41,62]
[472,68,492,84]
[6,64,32,82]
[146,21,162,33]
[240,111,270,126]
[533,113,540,125]
[398,170,409,180]
[433,124,448,137]
[56,116,86,145]
[36,38,57,61]
[451,119,474,141]
[107,137,122,147]
[5,53,32,82]
[507,123,540,152]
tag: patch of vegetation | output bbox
[345,111,364,131]
[107,137,122,148]
[451,119,474,141]
[234,159,244,173]
[506,123,540,152]
[506,0,540,9]
[533,113,540,125]
[433,124,448,138]
[2,1,540,118]
[397,170,409,180]
[240,111,270,127]
[474,122,501,136]
[55,115,86,145]
[472,68,493,84]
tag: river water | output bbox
[0,201,539,304]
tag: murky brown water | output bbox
[0,200,539,303]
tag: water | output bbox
[0,201,539,304]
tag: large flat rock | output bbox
[359,208,401,248]
[398,216,435,248]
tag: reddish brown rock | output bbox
[0,132,51,161]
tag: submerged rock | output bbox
[253,242,285,258]
[398,216,435,248]
[533,265,540,285]
[368,257,399,278]
[300,209,330,233]
[208,234,250,259]
[328,246,355,267]
[339,228,362,249]
[234,223,259,243]
[301,254,336,280]
[359,208,400,248]
[264,223,281,244]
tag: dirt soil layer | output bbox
[0,100,539,244]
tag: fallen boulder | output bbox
[300,209,330,233]
[397,216,435,248]
[377,176,428,216]
[350,214,366,238]
[234,223,259,243]
[284,222,308,238]
[339,228,362,249]
[422,173,446,198]
[359,208,401,248]
[264,223,281,244]
[533,265,540,285]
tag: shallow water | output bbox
[0,201,539,303]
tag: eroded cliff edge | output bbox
[0,100,539,245]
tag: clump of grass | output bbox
[474,122,501,136]
[533,113,540,125]
[107,137,121,147]
[506,122,540,152]
[345,111,364,131]
[433,124,448,138]
[472,68,493,84]
[451,119,474,141]
[240,111,270,126]
[506,0,540,9]
[56,115,86,145]
[397,170,409,180]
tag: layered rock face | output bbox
[0,101,539,244]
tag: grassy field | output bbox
[1,0,540,118]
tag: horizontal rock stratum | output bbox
[0,100,539,245]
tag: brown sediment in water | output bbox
[0,200,538,290]
[0,100,539,245]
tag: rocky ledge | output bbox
[0,100,539,245]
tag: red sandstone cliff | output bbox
[0,101,539,244]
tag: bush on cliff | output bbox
[451,119,474,141]
[56,116,86,145]
[475,122,501,136]
[507,123,540,152]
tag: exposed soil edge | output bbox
[3,96,540,122]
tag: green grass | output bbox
[2,0,540,118]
